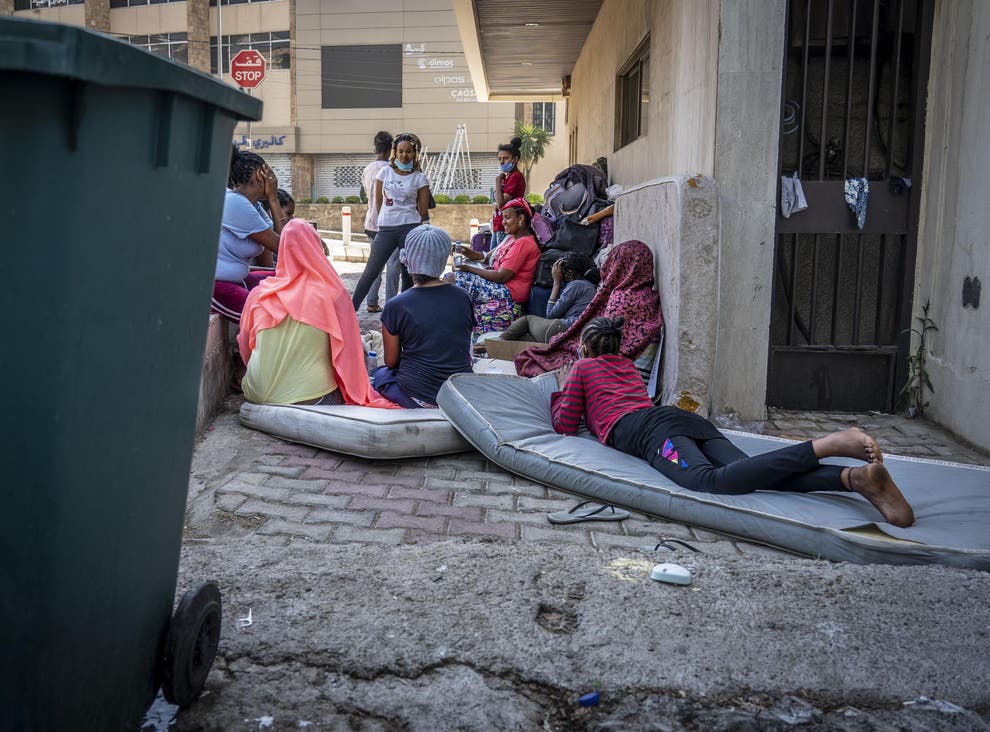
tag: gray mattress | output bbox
[437,373,990,570]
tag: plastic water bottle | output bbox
[366,351,377,376]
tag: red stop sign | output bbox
[230,49,266,89]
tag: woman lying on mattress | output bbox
[550,316,915,527]
[238,219,397,408]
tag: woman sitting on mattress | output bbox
[514,239,662,377]
[371,224,475,409]
[550,316,915,527]
[238,219,397,408]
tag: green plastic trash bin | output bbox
[0,18,261,730]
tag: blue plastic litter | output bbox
[579,692,600,707]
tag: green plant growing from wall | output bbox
[514,120,552,188]
[900,299,938,418]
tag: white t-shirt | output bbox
[376,166,430,228]
[362,159,389,232]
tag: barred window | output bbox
[615,37,650,149]
[333,166,363,190]
[210,31,290,75]
[125,32,188,64]
[532,102,555,135]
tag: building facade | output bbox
[7,0,568,202]
[458,0,990,452]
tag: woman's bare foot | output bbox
[812,428,883,463]
[845,464,914,527]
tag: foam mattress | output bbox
[240,402,471,459]
[437,373,990,570]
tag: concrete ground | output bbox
[157,261,990,730]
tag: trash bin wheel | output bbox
[161,581,222,707]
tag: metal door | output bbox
[768,0,933,412]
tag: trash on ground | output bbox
[237,608,253,628]
[650,563,692,586]
[579,692,601,707]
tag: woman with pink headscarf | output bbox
[514,239,663,377]
[238,219,397,408]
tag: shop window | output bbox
[532,102,556,135]
[21,0,84,7]
[615,37,650,149]
[321,45,401,109]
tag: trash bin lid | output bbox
[0,17,261,121]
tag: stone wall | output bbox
[0,0,14,17]
[614,176,720,415]
[186,0,211,73]
[295,203,495,243]
[84,0,110,31]
[913,0,990,451]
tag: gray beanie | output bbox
[399,224,451,278]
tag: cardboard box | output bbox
[482,339,549,361]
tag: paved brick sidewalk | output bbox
[201,403,757,555]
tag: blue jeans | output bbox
[351,223,416,310]
[365,230,401,308]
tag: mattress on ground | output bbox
[240,402,471,459]
[437,373,990,570]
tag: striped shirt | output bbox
[550,354,654,443]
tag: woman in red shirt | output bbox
[491,137,526,249]
[450,197,540,334]
[551,316,915,527]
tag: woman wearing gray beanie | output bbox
[370,224,475,408]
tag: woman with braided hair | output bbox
[212,147,289,322]
[350,132,431,310]
[550,317,915,527]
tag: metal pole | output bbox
[216,0,223,80]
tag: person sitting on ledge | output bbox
[500,251,599,343]
[550,316,915,528]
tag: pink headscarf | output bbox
[514,240,663,376]
[238,220,398,408]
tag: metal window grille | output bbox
[532,102,556,135]
[125,32,188,64]
[25,0,84,7]
[616,38,650,149]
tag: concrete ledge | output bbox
[196,314,233,433]
[614,174,720,415]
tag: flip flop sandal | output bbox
[547,500,630,525]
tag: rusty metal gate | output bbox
[768,0,934,412]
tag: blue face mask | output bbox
[395,158,414,172]
[500,162,515,173]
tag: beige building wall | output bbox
[527,101,569,197]
[567,0,719,185]
[13,3,85,26]
[293,0,515,156]
[914,0,990,451]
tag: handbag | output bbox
[548,214,600,256]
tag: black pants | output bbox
[351,223,416,310]
[609,407,846,495]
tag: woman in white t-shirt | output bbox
[350,132,430,310]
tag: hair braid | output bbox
[581,316,624,357]
[229,146,267,188]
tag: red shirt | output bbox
[492,169,526,231]
[491,234,540,303]
[550,355,654,443]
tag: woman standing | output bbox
[451,197,540,334]
[212,148,288,322]
[362,131,398,314]
[492,136,526,249]
[350,133,430,310]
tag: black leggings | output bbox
[609,407,847,495]
[351,223,416,309]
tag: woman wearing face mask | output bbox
[350,132,431,310]
[492,137,526,249]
